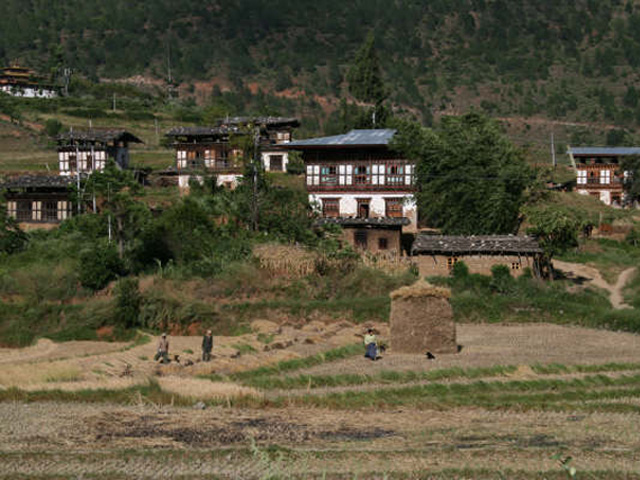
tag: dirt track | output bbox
[553,260,637,309]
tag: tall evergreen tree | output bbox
[346,32,387,105]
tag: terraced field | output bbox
[2,322,640,478]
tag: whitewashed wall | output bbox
[310,192,418,231]
[0,85,57,98]
[178,173,242,191]
[261,151,289,172]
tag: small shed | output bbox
[411,234,543,278]
[389,281,457,354]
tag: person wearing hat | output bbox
[155,333,170,364]
[202,330,214,362]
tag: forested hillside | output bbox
[2,1,640,144]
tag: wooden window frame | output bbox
[322,198,340,217]
[385,198,404,218]
[354,230,368,249]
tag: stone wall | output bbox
[415,254,536,277]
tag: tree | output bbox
[0,199,27,255]
[620,155,640,204]
[347,32,387,105]
[524,205,585,279]
[114,277,142,329]
[80,161,149,261]
[395,112,532,234]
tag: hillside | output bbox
[2,0,640,153]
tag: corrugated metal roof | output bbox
[411,235,542,255]
[288,129,396,147]
[570,146,640,156]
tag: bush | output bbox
[79,242,123,291]
[114,277,142,329]
[286,152,305,175]
[44,118,63,137]
[490,264,514,293]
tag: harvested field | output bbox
[2,322,640,478]
[299,323,640,376]
[1,403,639,478]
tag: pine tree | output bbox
[346,32,387,105]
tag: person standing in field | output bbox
[155,333,170,364]
[364,328,380,361]
[202,330,213,362]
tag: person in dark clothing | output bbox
[155,333,170,364]
[202,330,213,362]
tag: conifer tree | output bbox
[346,32,387,105]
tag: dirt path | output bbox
[553,260,637,309]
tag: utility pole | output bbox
[550,132,557,168]
[107,183,112,244]
[75,144,81,215]
[251,126,260,232]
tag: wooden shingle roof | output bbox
[58,129,143,144]
[411,234,542,255]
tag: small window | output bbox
[357,200,370,219]
[270,155,284,171]
[322,198,340,217]
[447,256,459,270]
[385,198,403,218]
[378,237,388,250]
[511,262,521,270]
[354,231,368,249]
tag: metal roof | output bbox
[315,216,410,228]
[569,147,640,156]
[58,129,143,144]
[288,129,396,147]
[411,235,542,255]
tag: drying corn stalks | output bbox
[254,243,318,277]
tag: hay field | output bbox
[2,322,640,479]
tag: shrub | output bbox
[286,152,305,175]
[114,277,142,329]
[79,242,123,291]
[490,264,514,293]
[44,118,63,137]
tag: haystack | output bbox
[389,281,457,354]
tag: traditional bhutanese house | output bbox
[567,146,640,206]
[57,129,143,176]
[2,175,74,229]
[315,217,410,254]
[218,116,300,172]
[287,129,418,244]
[165,117,299,190]
[411,234,543,277]
[0,65,58,98]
